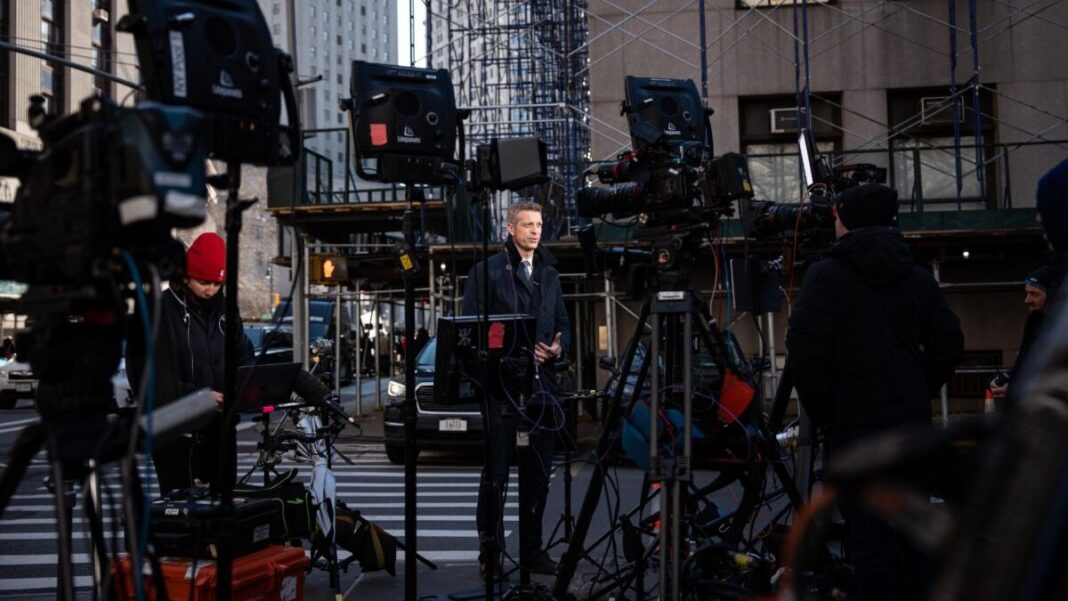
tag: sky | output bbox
[395,1,428,67]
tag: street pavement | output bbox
[0,381,753,600]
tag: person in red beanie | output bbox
[126,232,255,495]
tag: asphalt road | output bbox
[0,391,760,601]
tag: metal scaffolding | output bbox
[429,0,591,240]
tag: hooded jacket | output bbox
[786,227,964,448]
[126,284,255,407]
[461,237,571,365]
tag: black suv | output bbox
[383,338,485,464]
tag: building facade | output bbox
[259,0,398,191]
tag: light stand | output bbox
[402,187,420,601]
[217,161,257,600]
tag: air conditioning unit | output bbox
[919,96,963,125]
[770,107,805,134]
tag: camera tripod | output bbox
[552,286,809,601]
[0,310,176,601]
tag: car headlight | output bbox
[387,380,406,398]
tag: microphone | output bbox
[291,370,360,428]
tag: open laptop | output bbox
[233,362,302,413]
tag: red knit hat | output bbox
[186,233,226,283]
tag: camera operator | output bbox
[1034,158,1068,302]
[988,266,1051,402]
[462,201,571,580]
[126,232,256,495]
[785,184,964,601]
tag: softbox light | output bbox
[623,76,704,153]
[119,0,299,166]
[346,60,457,184]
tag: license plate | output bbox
[439,418,468,432]
[15,383,32,393]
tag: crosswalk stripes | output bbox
[0,447,526,594]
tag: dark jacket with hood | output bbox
[786,227,964,449]
[461,237,571,383]
[126,284,256,407]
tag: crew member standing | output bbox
[126,232,256,495]
[463,201,571,580]
[786,184,964,601]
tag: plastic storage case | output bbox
[113,544,309,601]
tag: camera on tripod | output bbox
[739,128,888,240]
[0,96,208,288]
[577,76,752,224]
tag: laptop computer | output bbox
[233,362,302,413]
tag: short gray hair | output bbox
[507,201,542,224]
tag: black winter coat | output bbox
[462,238,571,361]
[126,285,255,407]
[786,227,964,449]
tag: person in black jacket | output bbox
[786,184,963,601]
[989,266,1051,402]
[126,232,255,495]
[462,201,571,580]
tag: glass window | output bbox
[323,30,328,41]
[310,6,316,17]
[361,6,366,15]
[348,20,353,31]
[337,113,343,124]
[361,43,366,53]
[892,137,983,202]
[41,64,54,94]
[310,25,316,37]
[744,141,835,204]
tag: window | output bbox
[347,39,353,49]
[361,43,366,53]
[337,34,342,45]
[273,23,280,34]
[372,48,377,57]
[324,108,330,124]
[737,0,830,6]
[337,113,343,124]
[41,0,65,114]
[310,45,317,57]
[310,25,316,37]
[336,73,342,84]
[91,0,112,97]
[348,20,353,31]
[887,86,996,209]
[361,6,366,15]
[272,3,280,15]
[0,4,7,127]
[323,30,328,41]
[738,94,842,203]
[310,6,316,17]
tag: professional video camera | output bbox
[0,95,208,418]
[577,76,753,225]
[739,129,887,240]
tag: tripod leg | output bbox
[0,423,44,521]
[46,432,76,601]
[552,300,653,599]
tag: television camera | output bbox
[739,129,888,242]
[577,76,752,227]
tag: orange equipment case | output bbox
[113,544,309,601]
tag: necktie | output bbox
[522,259,533,282]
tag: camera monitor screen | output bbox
[433,314,536,408]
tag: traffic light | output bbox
[310,253,349,285]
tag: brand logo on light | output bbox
[665,122,680,135]
[211,69,243,99]
[397,125,422,144]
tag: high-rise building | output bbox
[0,1,138,142]
[259,0,398,190]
